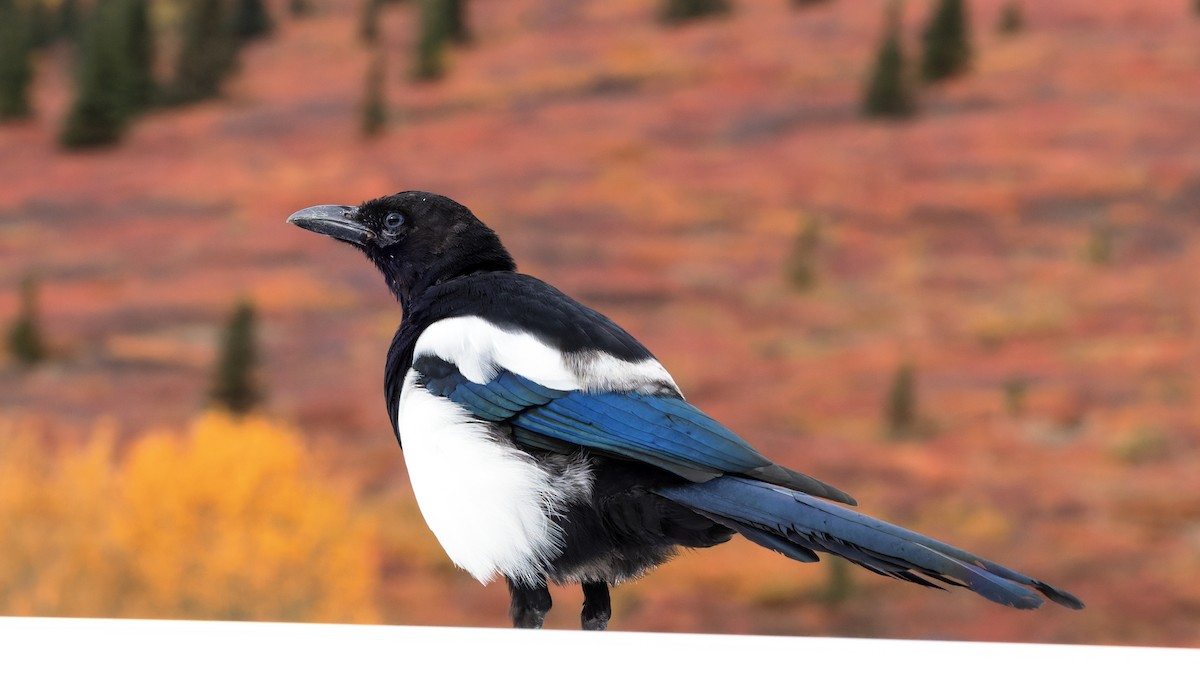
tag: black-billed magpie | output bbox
[288,191,1083,630]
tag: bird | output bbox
[288,191,1084,630]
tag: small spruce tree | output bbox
[209,299,262,416]
[29,0,57,49]
[996,0,1023,34]
[7,275,49,366]
[361,50,386,136]
[232,0,273,41]
[921,0,971,82]
[0,3,35,120]
[862,2,915,119]
[1002,376,1029,418]
[360,0,382,43]
[58,0,82,40]
[413,0,450,81]
[121,0,156,112]
[168,0,238,104]
[660,0,732,25]
[60,3,132,148]
[885,361,918,438]
[60,0,157,147]
[446,0,470,44]
[289,0,315,18]
[786,215,822,291]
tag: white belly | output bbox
[396,370,565,585]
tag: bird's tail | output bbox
[655,476,1083,610]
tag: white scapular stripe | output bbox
[413,316,680,395]
[397,372,566,585]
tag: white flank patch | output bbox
[414,316,681,396]
[397,371,566,585]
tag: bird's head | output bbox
[288,191,515,304]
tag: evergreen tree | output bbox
[446,0,470,44]
[862,2,915,119]
[885,361,918,438]
[360,0,382,43]
[0,2,35,120]
[59,0,156,148]
[792,0,831,7]
[413,0,450,81]
[1002,377,1029,418]
[29,0,57,49]
[232,0,273,41]
[996,0,1023,34]
[209,299,262,416]
[58,0,82,40]
[168,0,238,104]
[7,275,49,366]
[289,0,315,18]
[59,3,130,148]
[921,0,971,82]
[660,0,731,25]
[122,0,156,111]
[785,215,822,291]
[361,49,386,136]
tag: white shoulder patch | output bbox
[414,316,681,396]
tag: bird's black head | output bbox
[288,191,516,304]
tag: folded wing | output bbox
[414,354,855,505]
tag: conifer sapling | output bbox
[209,299,262,415]
[863,1,916,119]
[921,0,972,81]
[7,275,49,366]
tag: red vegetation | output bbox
[1,0,1198,646]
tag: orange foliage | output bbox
[0,414,378,622]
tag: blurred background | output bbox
[0,0,1197,647]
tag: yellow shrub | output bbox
[0,413,378,622]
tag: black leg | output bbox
[506,576,552,629]
[581,581,611,631]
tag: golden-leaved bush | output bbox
[0,413,378,622]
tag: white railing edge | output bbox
[0,616,1195,674]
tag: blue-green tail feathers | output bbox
[657,476,1084,610]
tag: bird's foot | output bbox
[581,581,611,631]
[581,615,609,631]
[507,576,552,629]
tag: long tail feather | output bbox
[656,476,1084,610]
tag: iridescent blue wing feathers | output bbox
[413,355,856,505]
[656,477,1085,610]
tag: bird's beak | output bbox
[287,205,372,246]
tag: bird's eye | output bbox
[384,212,405,229]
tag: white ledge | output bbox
[1,617,1195,674]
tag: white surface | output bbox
[1,617,1195,675]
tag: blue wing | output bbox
[414,355,855,505]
